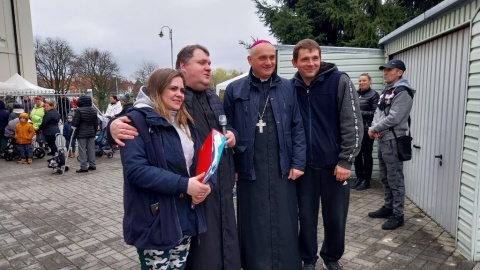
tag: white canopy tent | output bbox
[2,73,55,94]
[215,73,248,95]
[0,82,22,93]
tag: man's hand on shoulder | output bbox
[110,116,138,146]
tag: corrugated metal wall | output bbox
[462,8,480,260]
[392,28,469,236]
[276,46,385,179]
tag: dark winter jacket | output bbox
[72,96,98,139]
[38,109,60,135]
[122,90,206,250]
[0,101,10,137]
[63,121,75,140]
[114,103,133,118]
[358,87,379,129]
[224,69,306,180]
[292,62,362,169]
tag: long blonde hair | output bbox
[145,68,194,139]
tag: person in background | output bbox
[368,60,415,230]
[114,94,133,118]
[351,73,379,191]
[63,113,76,158]
[4,95,16,112]
[4,103,24,142]
[0,100,10,154]
[14,112,35,164]
[72,97,77,109]
[108,44,241,270]
[21,96,33,115]
[224,40,306,270]
[30,96,45,143]
[291,39,362,270]
[57,92,71,123]
[105,95,122,119]
[72,96,98,173]
[38,100,60,156]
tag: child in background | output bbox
[14,113,35,164]
[63,113,76,158]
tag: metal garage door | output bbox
[393,27,469,235]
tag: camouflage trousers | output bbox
[378,139,405,217]
[137,236,191,270]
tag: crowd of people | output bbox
[0,94,130,173]
[106,39,415,270]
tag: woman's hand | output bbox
[187,172,211,205]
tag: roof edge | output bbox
[379,0,470,45]
[275,45,383,54]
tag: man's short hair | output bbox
[293,39,321,61]
[175,44,210,69]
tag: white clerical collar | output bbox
[252,71,271,82]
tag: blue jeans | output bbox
[17,144,33,159]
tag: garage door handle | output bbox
[435,154,443,166]
[413,144,421,149]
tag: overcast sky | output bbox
[30,0,276,80]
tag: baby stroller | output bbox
[95,114,114,158]
[4,137,46,161]
[47,127,76,174]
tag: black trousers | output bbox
[297,166,350,264]
[44,134,58,154]
[354,129,375,180]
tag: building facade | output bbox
[0,0,35,82]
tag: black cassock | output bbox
[237,81,301,270]
[185,89,241,270]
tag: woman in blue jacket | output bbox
[120,68,211,270]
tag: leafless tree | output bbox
[34,36,77,92]
[76,48,120,110]
[132,60,159,85]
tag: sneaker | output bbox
[350,178,362,189]
[382,215,404,230]
[302,263,315,270]
[323,261,342,270]
[356,179,371,190]
[368,206,393,218]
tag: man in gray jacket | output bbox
[368,59,415,230]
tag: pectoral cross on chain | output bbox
[256,119,266,133]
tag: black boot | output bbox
[350,178,363,189]
[356,179,371,190]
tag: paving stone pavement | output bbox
[1,153,480,269]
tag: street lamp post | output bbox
[159,26,173,69]
[114,75,118,96]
